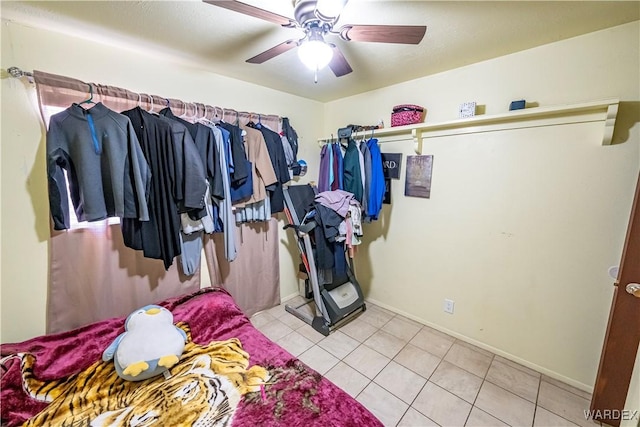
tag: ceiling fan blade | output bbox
[328,45,353,77]
[338,25,427,44]
[246,40,298,64]
[203,1,295,27]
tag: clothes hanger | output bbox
[198,105,214,126]
[163,98,171,114]
[179,101,189,119]
[146,94,155,113]
[212,106,221,124]
[79,83,95,106]
[247,113,257,128]
[190,103,200,121]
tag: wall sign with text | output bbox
[381,153,403,180]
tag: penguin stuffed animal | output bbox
[103,305,187,381]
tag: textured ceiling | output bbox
[2,1,639,102]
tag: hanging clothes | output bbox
[365,138,385,221]
[154,115,207,214]
[208,122,237,261]
[281,117,299,165]
[120,107,182,269]
[280,133,295,175]
[357,139,366,201]
[359,140,372,218]
[332,142,344,191]
[217,121,249,185]
[159,108,229,274]
[256,124,290,213]
[159,108,224,202]
[342,138,364,204]
[318,143,331,192]
[235,125,277,207]
[318,141,345,193]
[47,102,150,230]
[229,162,254,203]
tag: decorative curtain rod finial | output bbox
[7,66,34,83]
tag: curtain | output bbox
[48,224,197,334]
[34,70,283,331]
[35,71,203,333]
[203,219,280,317]
[205,113,282,316]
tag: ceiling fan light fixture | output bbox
[314,0,348,21]
[298,36,333,71]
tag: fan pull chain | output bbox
[314,68,319,84]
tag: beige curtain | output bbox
[34,70,282,332]
[203,219,280,317]
[48,225,198,333]
[35,70,204,333]
[206,113,282,317]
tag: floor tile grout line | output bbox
[369,348,426,406]
[474,372,545,427]
[270,305,592,396]
[539,376,594,401]
[394,345,451,426]
[350,319,426,426]
[531,375,543,427]
[535,383,591,427]
[437,340,491,380]
[493,355,543,380]
[463,352,497,426]
[269,304,593,427]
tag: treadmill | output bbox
[282,184,366,336]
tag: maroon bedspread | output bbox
[0,287,382,426]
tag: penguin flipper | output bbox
[102,333,126,362]
[176,326,188,343]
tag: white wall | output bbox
[324,21,640,390]
[0,19,322,343]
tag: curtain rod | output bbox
[7,66,282,123]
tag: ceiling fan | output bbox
[203,0,427,80]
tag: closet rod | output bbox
[7,66,282,124]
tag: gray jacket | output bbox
[47,103,150,229]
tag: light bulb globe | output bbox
[298,40,333,71]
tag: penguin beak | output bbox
[146,308,161,315]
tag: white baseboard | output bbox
[280,292,301,303]
[365,297,593,394]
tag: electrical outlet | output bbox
[443,299,455,314]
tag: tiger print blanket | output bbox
[18,324,268,427]
[1,288,383,427]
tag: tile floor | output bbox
[251,298,603,427]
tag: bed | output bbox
[0,288,383,426]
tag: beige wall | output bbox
[324,21,640,390]
[1,15,639,395]
[0,20,322,343]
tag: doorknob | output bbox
[626,283,640,297]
